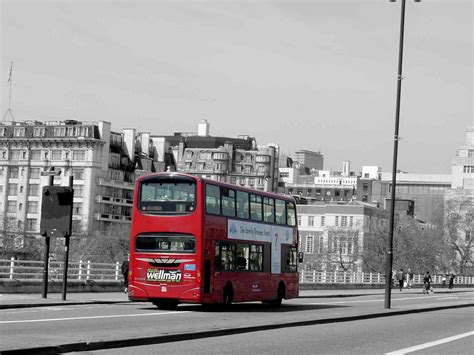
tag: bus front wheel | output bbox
[270,283,285,306]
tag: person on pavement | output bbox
[396,268,405,292]
[423,271,432,294]
[121,255,129,293]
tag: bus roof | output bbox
[137,172,296,202]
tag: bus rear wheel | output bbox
[153,300,179,310]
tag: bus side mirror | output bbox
[298,252,304,263]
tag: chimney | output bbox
[198,119,209,137]
[342,161,351,177]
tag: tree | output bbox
[325,225,362,272]
[444,192,474,275]
[0,217,43,260]
[58,223,130,263]
[361,213,446,275]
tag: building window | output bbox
[335,216,339,227]
[10,150,22,160]
[51,150,62,161]
[8,183,18,195]
[318,236,324,254]
[28,184,40,196]
[308,216,314,227]
[321,216,325,227]
[30,168,41,179]
[33,127,45,137]
[297,215,301,226]
[30,150,42,160]
[53,127,66,136]
[9,167,19,178]
[26,218,37,231]
[74,185,84,197]
[306,235,314,254]
[349,216,354,227]
[72,169,85,180]
[7,201,17,213]
[341,216,348,227]
[27,201,38,214]
[73,203,83,215]
[363,183,369,190]
[73,150,86,161]
[362,195,368,202]
[463,165,474,173]
[13,127,25,137]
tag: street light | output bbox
[384,0,420,310]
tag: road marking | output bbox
[305,295,439,305]
[0,311,189,324]
[436,296,458,300]
[385,331,474,354]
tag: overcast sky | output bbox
[1,0,472,174]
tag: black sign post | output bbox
[61,176,74,300]
[40,170,73,299]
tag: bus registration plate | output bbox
[147,269,182,283]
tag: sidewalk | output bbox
[1,287,472,309]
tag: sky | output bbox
[1,0,472,174]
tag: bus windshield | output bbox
[136,233,196,253]
[139,177,196,214]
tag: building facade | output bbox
[297,203,389,273]
[0,119,164,244]
[153,120,280,192]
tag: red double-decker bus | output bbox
[127,172,300,309]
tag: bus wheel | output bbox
[223,283,234,306]
[153,300,178,310]
[270,283,285,306]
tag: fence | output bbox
[299,270,474,286]
[1,258,474,286]
[0,258,122,282]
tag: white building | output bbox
[297,203,389,273]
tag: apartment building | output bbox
[153,120,280,192]
[0,119,163,241]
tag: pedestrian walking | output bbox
[448,273,455,289]
[121,256,129,293]
[407,268,414,289]
[423,271,432,294]
[441,274,447,288]
[396,268,405,292]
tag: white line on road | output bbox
[305,295,441,305]
[385,331,474,354]
[436,296,459,300]
[0,311,189,324]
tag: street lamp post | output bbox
[384,0,420,309]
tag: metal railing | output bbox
[1,258,473,286]
[0,258,122,282]
[299,270,474,285]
